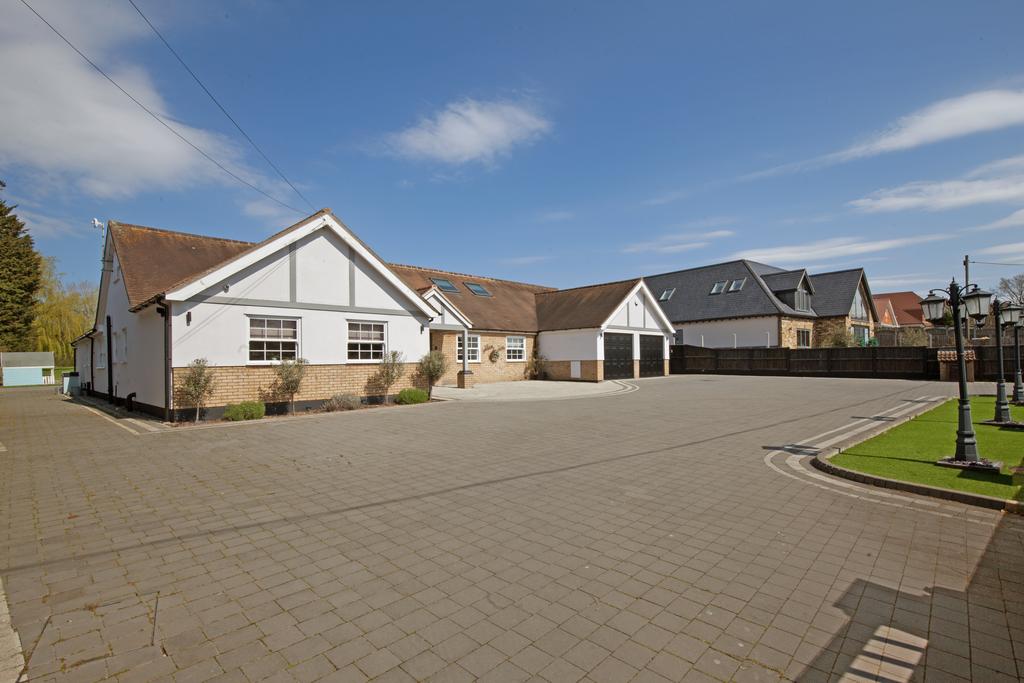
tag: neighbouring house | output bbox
[872,291,930,328]
[645,260,878,348]
[0,352,55,386]
[72,209,674,420]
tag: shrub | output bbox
[395,388,429,405]
[223,400,265,421]
[417,351,449,397]
[371,351,406,404]
[179,358,216,423]
[271,358,308,414]
[323,393,362,412]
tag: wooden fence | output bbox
[670,345,962,380]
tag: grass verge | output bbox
[831,396,1024,501]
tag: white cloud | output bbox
[868,273,942,288]
[538,210,574,222]
[741,89,1024,182]
[850,155,1024,213]
[0,0,284,202]
[733,234,951,265]
[384,98,551,165]
[623,228,734,255]
[971,208,1024,231]
[16,207,77,238]
[978,242,1024,257]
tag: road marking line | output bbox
[0,441,6,453]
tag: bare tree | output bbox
[997,273,1024,305]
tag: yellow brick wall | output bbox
[172,363,426,409]
[429,331,535,385]
[779,317,815,349]
[544,360,603,382]
[812,316,875,347]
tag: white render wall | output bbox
[606,290,664,330]
[92,251,167,408]
[675,316,778,348]
[538,329,601,361]
[171,227,431,367]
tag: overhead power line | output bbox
[126,0,314,211]
[18,0,307,216]
[969,259,1024,267]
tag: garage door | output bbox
[638,335,664,377]
[603,333,634,380]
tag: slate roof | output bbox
[807,269,875,318]
[645,260,877,323]
[873,291,928,326]
[389,264,555,333]
[535,279,641,331]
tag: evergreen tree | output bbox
[0,182,43,352]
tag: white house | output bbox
[73,209,675,420]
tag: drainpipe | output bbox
[89,334,94,391]
[106,315,113,403]
[157,298,172,422]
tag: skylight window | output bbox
[659,288,675,302]
[728,278,746,292]
[430,278,458,293]
[710,281,728,295]
[465,282,491,297]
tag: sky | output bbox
[3,0,1024,296]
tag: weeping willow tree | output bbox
[32,257,97,366]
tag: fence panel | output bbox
[669,345,941,380]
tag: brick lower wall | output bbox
[813,316,875,347]
[779,317,815,349]
[172,363,427,410]
[430,331,535,385]
[544,360,602,382]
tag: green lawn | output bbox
[832,396,1024,501]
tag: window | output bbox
[347,321,385,361]
[465,282,491,297]
[727,278,746,292]
[795,289,811,312]
[710,281,728,294]
[659,288,675,302]
[506,336,525,361]
[121,327,128,362]
[111,331,120,363]
[430,278,458,293]
[852,325,870,344]
[249,317,298,362]
[796,329,811,348]
[456,334,480,362]
[850,288,869,321]
[97,338,106,369]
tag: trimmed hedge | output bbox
[395,388,429,405]
[223,400,266,421]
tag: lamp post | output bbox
[1015,320,1023,404]
[921,281,995,468]
[989,300,1022,423]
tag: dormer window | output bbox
[659,288,675,302]
[430,278,458,293]
[727,278,746,292]
[465,282,491,297]
[795,289,811,311]
[710,281,728,295]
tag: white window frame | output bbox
[728,278,746,292]
[506,336,525,362]
[347,320,387,363]
[796,329,811,348]
[248,316,300,364]
[659,288,675,302]
[121,327,128,363]
[96,337,106,369]
[710,281,727,294]
[456,334,480,363]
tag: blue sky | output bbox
[4,0,1024,295]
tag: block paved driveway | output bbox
[1,376,1022,683]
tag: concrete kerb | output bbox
[431,379,638,403]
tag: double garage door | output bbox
[603,333,664,380]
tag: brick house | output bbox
[645,260,878,348]
[72,209,674,420]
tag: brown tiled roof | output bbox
[535,279,641,331]
[874,291,929,327]
[389,264,554,332]
[109,221,254,309]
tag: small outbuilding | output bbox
[0,351,56,386]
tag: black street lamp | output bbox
[1015,320,1024,405]
[921,281,998,470]
[988,299,1022,423]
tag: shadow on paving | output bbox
[795,514,1024,682]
